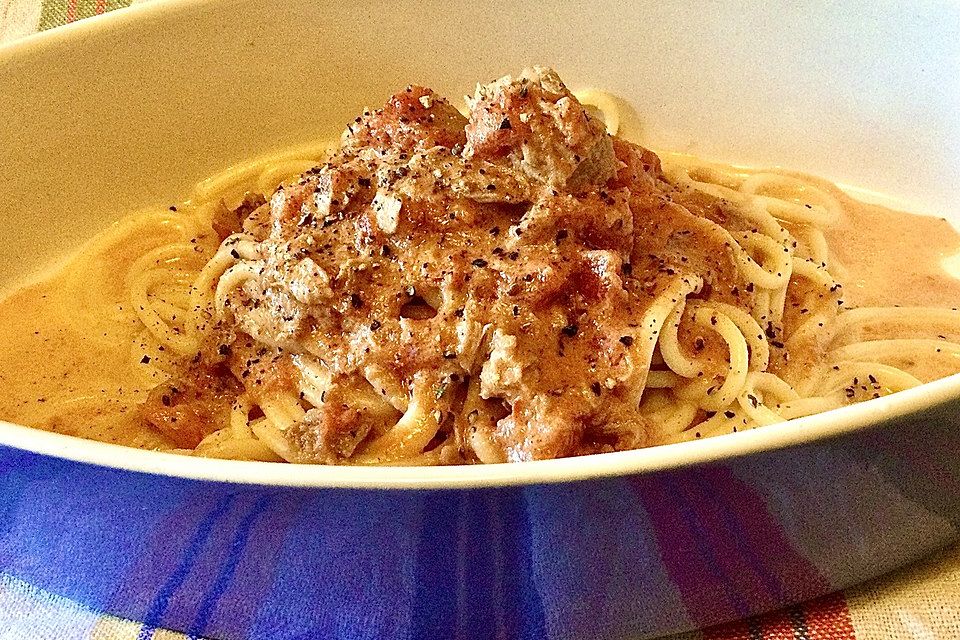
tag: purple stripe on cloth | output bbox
[693,467,831,602]
[632,473,744,623]
[633,466,829,628]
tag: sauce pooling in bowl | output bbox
[1,68,959,464]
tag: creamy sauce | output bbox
[0,214,186,448]
[826,198,960,308]
[0,169,957,447]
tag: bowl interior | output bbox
[0,0,958,486]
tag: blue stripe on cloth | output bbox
[454,492,497,640]
[136,495,238,640]
[190,494,273,635]
[404,489,549,639]
[408,492,458,639]
[487,490,547,640]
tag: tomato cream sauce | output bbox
[1,155,958,451]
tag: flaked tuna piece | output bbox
[464,67,617,191]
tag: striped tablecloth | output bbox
[2,2,960,639]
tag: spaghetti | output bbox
[1,67,958,464]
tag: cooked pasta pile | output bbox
[2,68,959,464]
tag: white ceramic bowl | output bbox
[0,2,958,638]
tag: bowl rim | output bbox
[1,372,958,489]
[2,0,959,489]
